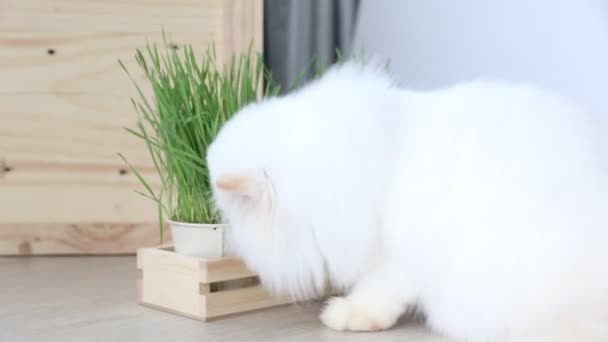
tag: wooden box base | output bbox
[137,246,290,321]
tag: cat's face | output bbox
[207,103,328,300]
[207,105,277,273]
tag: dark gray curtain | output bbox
[264,0,360,91]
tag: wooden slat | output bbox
[0,222,166,255]
[0,93,160,224]
[199,257,258,283]
[0,186,162,222]
[203,285,291,320]
[139,246,202,317]
[0,32,216,94]
[0,93,158,168]
[138,246,202,272]
[0,0,263,94]
[0,0,221,33]
[220,0,264,61]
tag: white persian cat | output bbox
[207,61,608,341]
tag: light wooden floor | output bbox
[1,256,451,342]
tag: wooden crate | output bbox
[0,0,263,255]
[137,246,291,321]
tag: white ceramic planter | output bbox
[168,220,227,259]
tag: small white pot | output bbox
[168,220,227,259]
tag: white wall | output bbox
[352,0,608,122]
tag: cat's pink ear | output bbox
[215,175,251,192]
[214,171,270,204]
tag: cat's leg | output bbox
[319,262,415,332]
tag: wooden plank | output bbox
[0,186,163,223]
[0,222,165,255]
[0,0,263,94]
[0,93,158,171]
[203,285,291,320]
[199,257,258,283]
[0,94,159,224]
[137,246,175,269]
[139,246,199,271]
[220,0,264,61]
[0,32,216,94]
[0,0,222,33]
[139,247,202,317]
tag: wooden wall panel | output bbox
[0,32,217,94]
[0,223,167,255]
[0,0,263,255]
[0,0,221,33]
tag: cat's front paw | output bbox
[319,297,393,332]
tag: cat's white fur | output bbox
[207,61,608,341]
